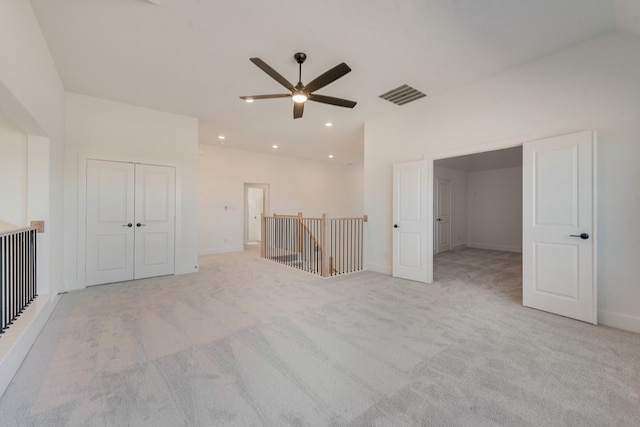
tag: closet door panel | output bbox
[134,164,176,279]
[86,160,135,285]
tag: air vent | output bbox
[379,84,426,106]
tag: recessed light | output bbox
[272,144,278,149]
[325,122,333,127]
[328,154,334,159]
[218,135,225,140]
[245,98,254,103]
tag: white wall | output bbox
[64,93,199,289]
[0,0,65,295]
[467,166,522,252]
[0,111,27,226]
[364,33,640,332]
[433,165,467,249]
[0,0,66,399]
[198,144,364,254]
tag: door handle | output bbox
[394,224,399,228]
[122,223,133,227]
[136,223,147,227]
[569,233,589,240]
[436,218,442,221]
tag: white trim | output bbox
[592,131,598,325]
[0,294,60,398]
[429,134,536,161]
[198,247,244,256]
[364,262,392,275]
[598,310,640,334]
[466,243,522,253]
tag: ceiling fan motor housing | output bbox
[294,52,307,64]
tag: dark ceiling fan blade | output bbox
[240,94,291,101]
[303,62,351,93]
[293,102,304,119]
[308,94,357,108]
[250,58,295,91]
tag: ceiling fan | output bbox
[240,52,357,119]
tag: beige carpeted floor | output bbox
[0,247,638,426]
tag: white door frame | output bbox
[77,153,183,288]
[243,183,269,245]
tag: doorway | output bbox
[434,146,523,258]
[244,183,269,245]
[429,131,597,324]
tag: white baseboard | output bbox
[0,293,60,399]
[467,242,522,253]
[364,262,391,275]
[198,246,244,256]
[176,264,200,275]
[598,310,640,334]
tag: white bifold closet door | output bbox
[86,159,176,286]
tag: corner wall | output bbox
[0,111,27,226]
[364,33,640,332]
[467,166,522,252]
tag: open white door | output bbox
[244,183,269,245]
[523,131,597,324]
[247,187,264,243]
[435,178,451,254]
[393,160,431,283]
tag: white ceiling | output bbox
[30,0,630,164]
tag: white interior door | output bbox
[435,178,451,253]
[134,164,176,279]
[247,187,264,242]
[393,160,431,282]
[86,160,175,285]
[86,160,135,285]
[523,130,597,324]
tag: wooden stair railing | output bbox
[261,212,367,277]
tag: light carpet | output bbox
[0,247,638,426]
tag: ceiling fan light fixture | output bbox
[240,53,355,119]
[245,98,254,103]
[292,92,307,103]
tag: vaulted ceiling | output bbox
[29,0,636,164]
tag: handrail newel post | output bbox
[321,213,329,277]
[260,213,266,258]
[297,212,303,260]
